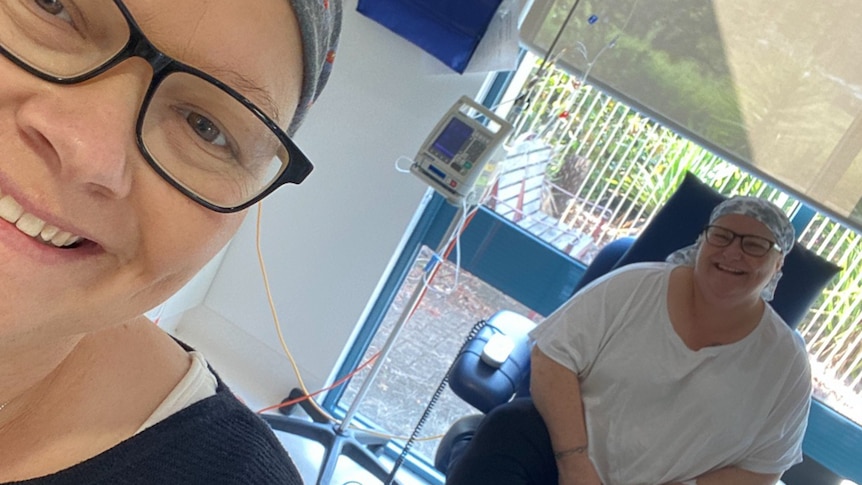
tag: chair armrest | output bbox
[448,310,537,413]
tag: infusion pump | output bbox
[411,96,513,205]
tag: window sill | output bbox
[803,399,862,482]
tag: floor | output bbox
[269,411,439,485]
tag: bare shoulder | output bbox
[75,317,193,426]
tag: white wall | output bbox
[172,0,490,405]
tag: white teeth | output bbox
[0,193,83,248]
[16,213,46,237]
[0,196,25,224]
[50,231,73,247]
[39,224,60,242]
[717,264,744,274]
[64,236,83,247]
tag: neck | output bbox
[689,279,764,344]
[0,328,84,425]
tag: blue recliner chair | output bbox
[435,173,841,474]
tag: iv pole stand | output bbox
[264,200,468,485]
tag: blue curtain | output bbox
[357,0,503,73]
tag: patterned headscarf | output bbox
[287,0,343,135]
[666,196,796,301]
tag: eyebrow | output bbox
[126,8,286,125]
[211,68,283,126]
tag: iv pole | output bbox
[337,200,468,481]
[263,199,469,485]
[264,96,510,484]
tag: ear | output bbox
[773,254,785,274]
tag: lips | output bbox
[0,190,84,249]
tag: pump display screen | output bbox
[432,118,473,161]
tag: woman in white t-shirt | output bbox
[446,197,811,485]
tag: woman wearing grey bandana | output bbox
[448,196,811,485]
[0,1,340,483]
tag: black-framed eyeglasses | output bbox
[703,225,781,257]
[0,0,313,213]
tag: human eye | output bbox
[151,73,284,180]
[708,227,733,244]
[4,0,87,43]
[743,237,772,254]
[171,106,254,166]
[33,0,73,24]
[24,0,86,33]
[183,110,230,149]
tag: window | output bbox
[490,53,862,424]
[331,51,862,482]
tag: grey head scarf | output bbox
[286,0,343,135]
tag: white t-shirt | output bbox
[530,262,811,485]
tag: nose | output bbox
[14,60,150,200]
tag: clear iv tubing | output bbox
[507,0,641,131]
[422,196,470,295]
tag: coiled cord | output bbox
[384,319,489,484]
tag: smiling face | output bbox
[0,0,304,340]
[693,213,784,306]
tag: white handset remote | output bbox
[480,333,515,368]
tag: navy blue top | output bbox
[7,378,303,484]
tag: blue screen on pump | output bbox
[433,117,473,161]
